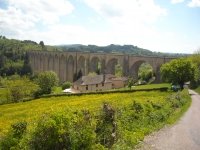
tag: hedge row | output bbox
[40,87,169,99]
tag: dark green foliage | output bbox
[21,53,32,75]
[0,37,42,76]
[62,81,71,90]
[76,70,83,80]
[96,103,117,148]
[0,121,27,150]
[0,36,57,76]
[39,41,47,51]
[132,101,144,113]
[11,122,27,138]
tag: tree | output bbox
[127,78,134,90]
[21,53,32,75]
[96,62,101,75]
[76,70,83,80]
[160,58,199,89]
[188,53,200,88]
[62,81,71,90]
[39,41,47,51]
[138,63,153,82]
[37,71,59,94]
[5,77,39,102]
[115,64,123,77]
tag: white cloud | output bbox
[171,0,185,4]
[8,0,74,24]
[188,0,200,7]
[0,0,74,37]
[79,0,169,51]
[0,0,196,53]
[84,0,167,25]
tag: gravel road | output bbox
[137,90,200,150]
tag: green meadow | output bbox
[0,87,191,149]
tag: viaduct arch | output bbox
[28,51,174,83]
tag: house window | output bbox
[77,87,79,90]
[86,85,88,90]
[96,84,98,87]
[102,83,104,86]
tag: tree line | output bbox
[0,36,58,76]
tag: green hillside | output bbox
[58,44,188,57]
[0,36,58,76]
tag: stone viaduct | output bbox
[28,51,174,83]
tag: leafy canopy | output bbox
[160,58,199,88]
[5,76,39,102]
[115,63,123,77]
[37,71,59,94]
[138,63,153,82]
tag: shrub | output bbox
[96,103,117,148]
[29,110,96,150]
[5,77,39,102]
[36,71,59,94]
[0,121,27,149]
[62,81,71,90]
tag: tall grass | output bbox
[0,89,191,149]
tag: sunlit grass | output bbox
[0,90,170,137]
[133,83,170,89]
[110,83,170,91]
[0,88,8,104]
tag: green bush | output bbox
[96,103,117,148]
[62,81,71,90]
[36,71,59,94]
[5,77,39,103]
[29,110,96,150]
[0,121,27,150]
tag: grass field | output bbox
[0,84,191,149]
[0,91,168,136]
[133,83,170,89]
[110,83,170,91]
[0,89,187,136]
[0,88,7,104]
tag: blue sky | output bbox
[0,0,200,54]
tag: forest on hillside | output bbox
[58,44,188,57]
[0,36,58,76]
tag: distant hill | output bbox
[57,44,188,57]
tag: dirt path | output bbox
[137,90,200,150]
